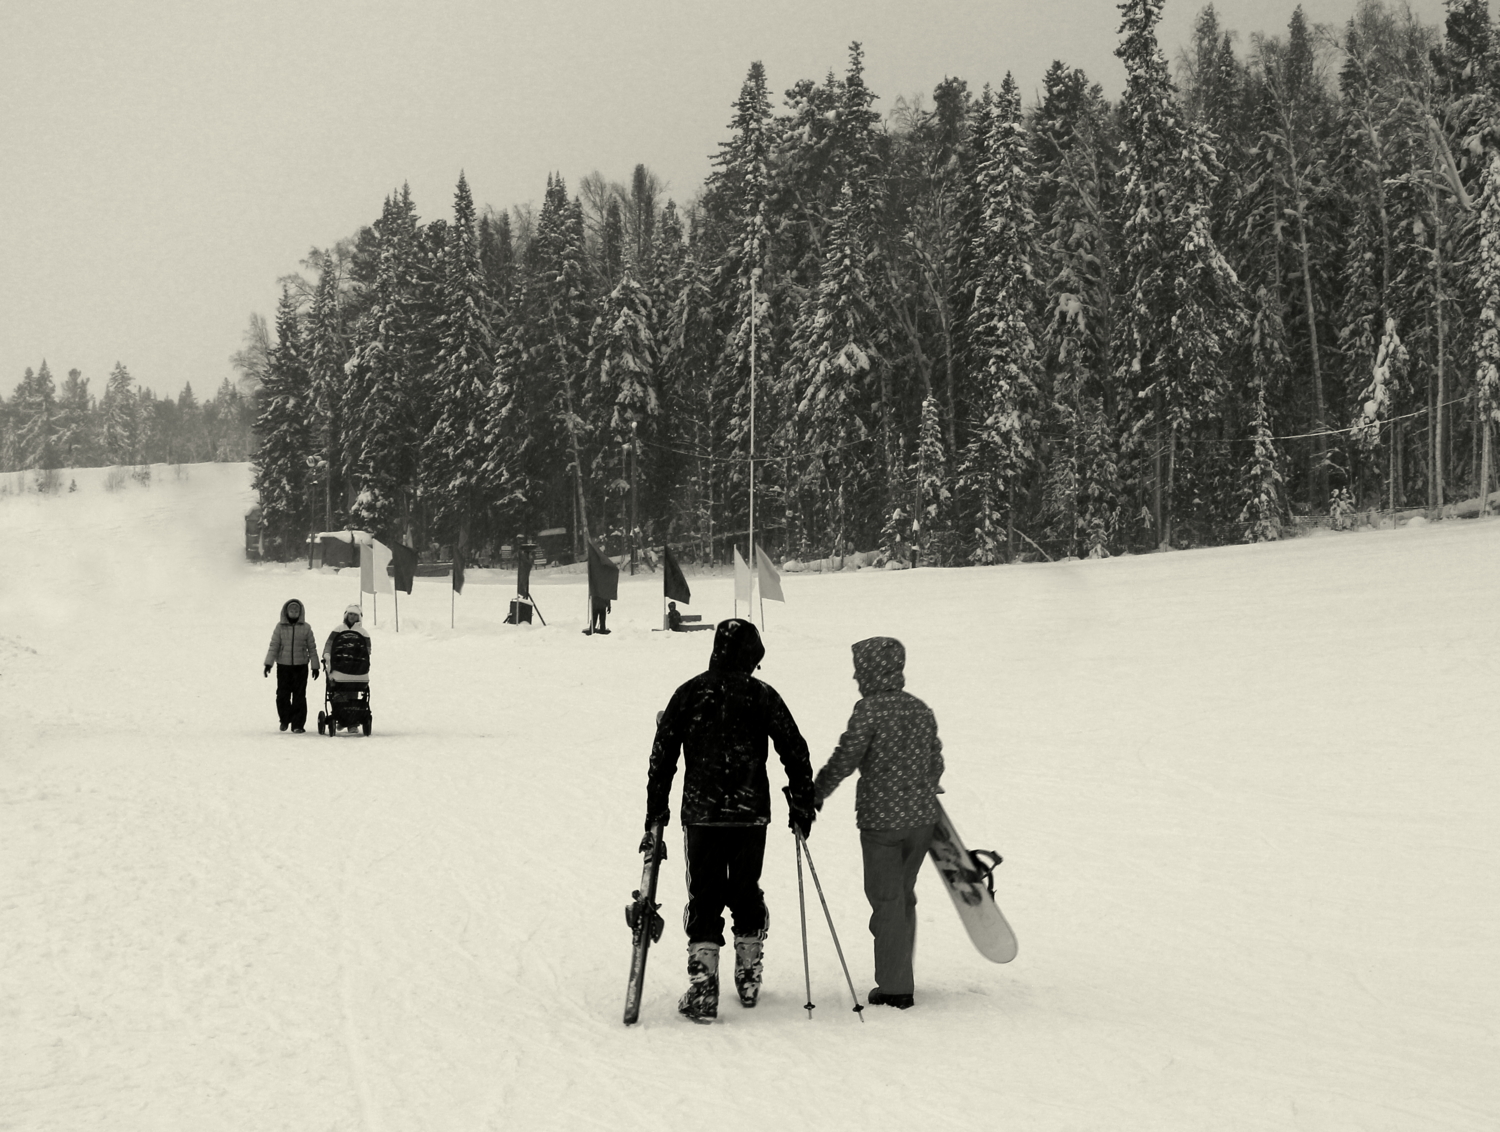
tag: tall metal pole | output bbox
[749,267,757,594]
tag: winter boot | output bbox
[868,987,914,1010]
[677,942,720,1023]
[733,936,763,1008]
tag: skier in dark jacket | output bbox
[645,618,816,1022]
[263,598,319,732]
[813,637,943,1009]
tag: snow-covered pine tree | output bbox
[587,266,658,550]
[173,382,202,463]
[1252,7,1335,502]
[420,172,496,554]
[346,186,426,536]
[1240,286,1288,541]
[656,207,722,555]
[1334,5,1408,507]
[913,394,952,564]
[306,259,346,526]
[709,62,777,549]
[206,376,252,462]
[252,287,315,557]
[1475,146,1500,509]
[133,386,157,467]
[100,363,137,465]
[957,74,1043,564]
[1036,62,1119,557]
[54,369,95,468]
[602,198,625,289]
[477,209,516,312]
[1112,0,1244,549]
[491,175,597,555]
[13,363,59,471]
[789,179,879,555]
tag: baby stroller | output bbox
[317,610,373,736]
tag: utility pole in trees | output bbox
[630,420,639,575]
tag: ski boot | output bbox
[733,935,763,1008]
[677,942,720,1023]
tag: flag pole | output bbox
[394,588,400,633]
[748,267,757,616]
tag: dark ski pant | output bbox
[682,824,768,946]
[860,824,934,996]
[590,603,608,633]
[276,663,310,729]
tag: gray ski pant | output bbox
[860,824,935,996]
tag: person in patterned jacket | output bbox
[813,636,943,1009]
[645,618,816,1022]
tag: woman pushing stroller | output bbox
[319,604,374,735]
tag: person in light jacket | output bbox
[812,637,944,1010]
[263,597,319,732]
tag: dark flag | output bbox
[587,540,619,602]
[452,546,465,594]
[663,545,691,605]
[389,542,418,594]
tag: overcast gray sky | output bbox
[1,0,1447,401]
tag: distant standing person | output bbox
[645,618,817,1022]
[263,598,319,733]
[812,637,943,1010]
[588,592,611,634]
[516,541,535,599]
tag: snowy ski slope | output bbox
[2,463,1496,1131]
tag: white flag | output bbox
[361,538,395,595]
[733,546,752,604]
[755,544,784,602]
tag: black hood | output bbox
[709,618,765,674]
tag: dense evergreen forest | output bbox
[9,1,1500,567]
[0,365,255,481]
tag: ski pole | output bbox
[795,834,814,1020]
[797,831,864,1021]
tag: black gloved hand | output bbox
[637,830,667,860]
[644,810,668,833]
[311,668,320,681]
[264,664,272,677]
[789,806,814,841]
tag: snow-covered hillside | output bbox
[3,463,1496,1131]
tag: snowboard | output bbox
[928,801,1017,963]
[623,822,667,1025]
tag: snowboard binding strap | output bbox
[968,849,1004,897]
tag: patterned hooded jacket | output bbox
[813,637,943,830]
[646,619,815,827]
[264,598,319,670]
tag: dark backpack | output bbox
[330,629,370,675]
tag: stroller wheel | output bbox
[316,712,326,735]
[362,715,372,737]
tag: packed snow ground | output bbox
[2,463,1496,1132]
